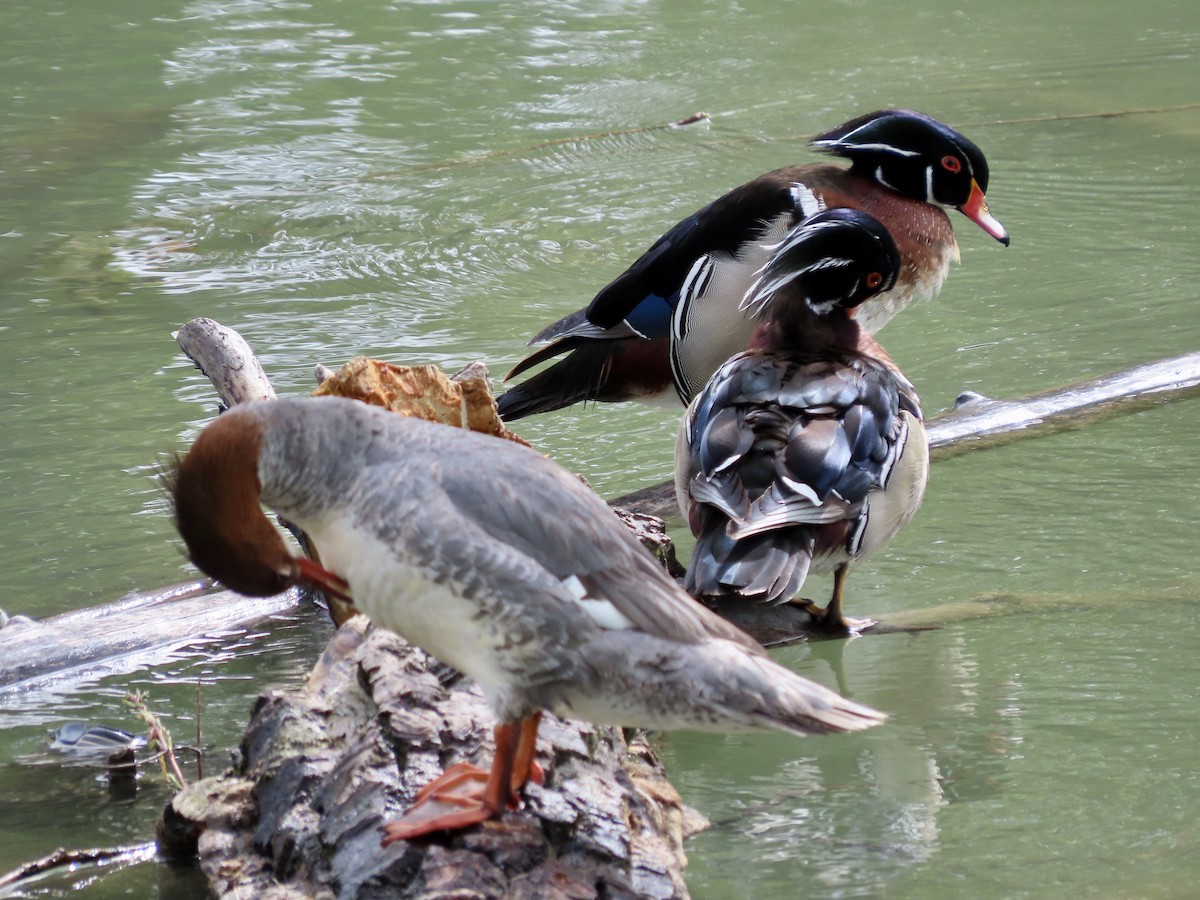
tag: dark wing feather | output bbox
[584,173,814,330]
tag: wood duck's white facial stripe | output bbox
[743,256,855,316]
[561,574,635,630]
[813,129,921,157]
[874,165,898,193]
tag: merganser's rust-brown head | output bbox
[167,408,350,601]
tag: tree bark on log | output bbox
[159,615,705,900]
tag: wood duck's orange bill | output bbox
[961,179,1009,245]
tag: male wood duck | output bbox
[168,396,884,843]
[498,108,1007,420]
[675,209,928,634]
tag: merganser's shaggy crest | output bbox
[676,209,928,633]
[168,396,884,843]
[498,108,1007,419]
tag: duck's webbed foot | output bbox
[381,762,498,844]
[380,715,543,846]
[804,565,874,637]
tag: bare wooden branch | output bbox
[928,350,1200,457]
[173,317,276,409]
[0,843,157,891]
[0,580,299,692]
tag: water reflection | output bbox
[663,626,1030,894]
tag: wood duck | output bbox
[168,396,884,843]
[498,108,1007,420]
[674,209,928,634]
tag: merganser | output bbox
[168,396,884,843]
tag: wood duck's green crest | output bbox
[743,208,901,321]
[811,109,1009,246]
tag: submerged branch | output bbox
[0,843,157,891]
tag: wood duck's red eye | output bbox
[866,272,883,289]
[941,155,962,173]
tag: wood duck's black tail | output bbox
[497,336,672,421]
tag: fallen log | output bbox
[158,615,705,900]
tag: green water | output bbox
[2,0,1198,895]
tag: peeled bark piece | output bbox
[312,356,529,446]
[159,615,705,900]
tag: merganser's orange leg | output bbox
[510,711,544,792]
[380,719,524,846]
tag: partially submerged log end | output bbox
[174,318,276,409]
[160,615,705,899]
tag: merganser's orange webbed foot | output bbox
[380,763,501,845]
[379,716,543,847]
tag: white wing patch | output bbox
[673,256,716,342]
[561,574,635,630]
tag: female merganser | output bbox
[168,396,884,843]
[676,209,928,634]
[498,108,1006,419]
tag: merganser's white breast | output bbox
[304,512,515,698]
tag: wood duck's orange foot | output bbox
[525,759,545,788]
[380,764,502,847]
[812,609,877,636]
